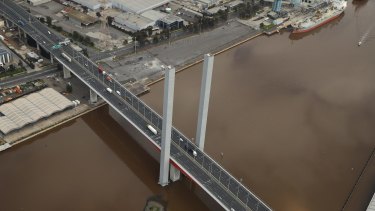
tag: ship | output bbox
[292,0,347,33]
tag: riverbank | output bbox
[147,30,264,86]
[0,102,106,152]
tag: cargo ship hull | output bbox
[292,12,344,33]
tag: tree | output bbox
[72,31,80,40]
[83,36,91,44]
[8,64,15,71]
[107,16,114,25]
[66,83,72,93]
[146,26,153,36]
[96,12,101,18]
[46,16,52,26]
[153,35,159,44]
[82,48,88,57]
[18,60,23,68]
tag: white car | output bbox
[47,31,51,35]
[116,90,121,96]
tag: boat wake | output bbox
[358,23,375,46]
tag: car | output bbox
[47,31,51,35]
[17,20,25,26]
[42,41,46,44]
[188,148,197,157]
[116,90,121,96]
[84,63,88,67]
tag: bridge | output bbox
[0,1,271,210]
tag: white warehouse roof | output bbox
[0,88,74,135]
[111,0,170,14]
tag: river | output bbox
[141,1,375,210]
[1,0,375,210]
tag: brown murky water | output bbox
[0,1,374,211]
[141,1,375,210]
[0,108,209,211]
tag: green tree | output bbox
[46,16,52,26]
[82,48,88,57]
[66,83,72,93]
[146,26,153,36]
[153,35,159,44]
[18,60,23,68]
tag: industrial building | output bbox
[157,15,184,30]
[111,0,170,14]
[69,0,170,13]
[0,88,74,135]
[67,0,105,11]
[196,0,219,8]
[65,9,98,26]
[113,12,154,32]
[0,48,12,65]
[26,0,51,6]
[272,0,282,12]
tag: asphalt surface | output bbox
[90,44,135,62]
[0,66,59,88]
[0,1,272,210]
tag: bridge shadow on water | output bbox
[81,105,220,211]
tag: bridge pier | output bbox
[159,66,175,187]
[89,89,98,104]
[63,66,71,79]
[50,54,54,64]
[196,54,214,150]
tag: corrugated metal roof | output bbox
[111,0,170,14]
[0,88,73,135]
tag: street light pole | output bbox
[134,36,137,54]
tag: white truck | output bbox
[147,125,157,135]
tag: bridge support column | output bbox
[90,89,98,104]
[195,54,214,150]
[36,43,40,51]
[50,54,54,64]
[63,66,71,79]
[169,164,180,182]
[159,66,175,187]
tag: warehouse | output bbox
[69,0,169,13]
[0,88,74,135]
[27,0,51,6]
[0,48,12,65]
[113,12,154,32]
[66,9,98,26]
[157,15,184,30]
[109,0,170,14]
[69,0,104,11]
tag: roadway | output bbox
[0,1,272,210]
[0,66,59,88]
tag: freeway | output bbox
[0,66,59,88]
[0,1,272,210]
